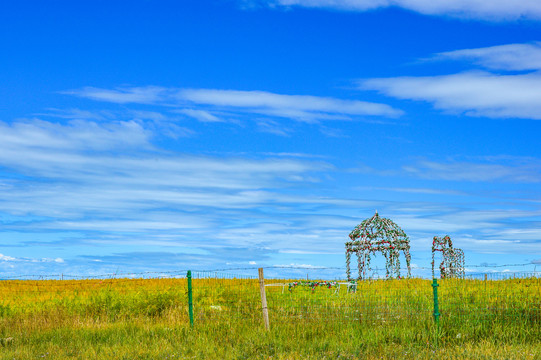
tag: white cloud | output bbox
[402,159,541,183]
[1,104,540,269]
[270,0,541,20]
[63,86,167,104]
[39,257,65,263]
[361,43,541,120]
[4,117,534,260]
[67,86,402,122]
[0,118,152,151]
[257,119,292,136]
[392,213,541,254]
[35,108,193,139]
[490,229,541,241]
[361,71,541,119]
[273,263,324,269]
[0,254,16,261]
[38,108,110,121]
[177,109,223,122]
[178,88,402,120]
[273,0,386,11]
[434,42,541,71]
[0,118,341,236]
[396,0,541,20]
[0,254,67,264]
[0,119,327,189]
[129,110,168,122]
[356,186,465,196]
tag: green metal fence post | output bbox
[187,270,194,327]
[432,278,441,348]
[432,278,440,326]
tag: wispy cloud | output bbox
[402,158,541,183]
[63,86,167,104]
[433,42,541,71]
[360,42,541,120]
[67,86,403,123]
[0,118,152,151]
[356,186,465,196]
[0,116,375,274]
[0,253,63,263]
[37,108,194,139]
[177,88,402,120]
[361,71,541,119]
[256,118,292,136]
[392,209,541,254]
[176,109,224,122]
[37,108,111,121]
[0,118,334,226]
[265,0,541,20]
[2,100,540,275]
[0,254,16,261]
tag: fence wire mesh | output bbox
[436,273,541,342]
[0,267,539,344]
[189,270,260,325]
[264,278,433,325]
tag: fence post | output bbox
[187,270,194,327]
[258,268,270,330]
[432,278,440,326]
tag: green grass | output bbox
[0,276,539,359]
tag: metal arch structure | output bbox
[346,211,412,281]
[432,235,465,279]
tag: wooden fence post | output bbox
[258,268,270,330]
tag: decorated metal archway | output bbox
[431,235,465,279]
[346,211,411,280]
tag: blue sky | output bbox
[1,0,541,278]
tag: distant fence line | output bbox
[0,262,538,281]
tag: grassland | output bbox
[0,275,539,359]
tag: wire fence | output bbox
[0,266,539,343]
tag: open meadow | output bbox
[4,1,541,359]
[0,273,539,359]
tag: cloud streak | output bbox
[433,42,541,71]
[63,86,167,104]
[177,88,402,120]
[2,85,539,276]
[361,71,541,119]
[402,158,541,183]
[359,43,541,120]
[0,118,339,233]
[67,86,403,123]
[267,0,541,20]
[0,118,152,151]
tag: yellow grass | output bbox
[0,275,539,359]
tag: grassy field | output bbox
[0,275,539,359]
